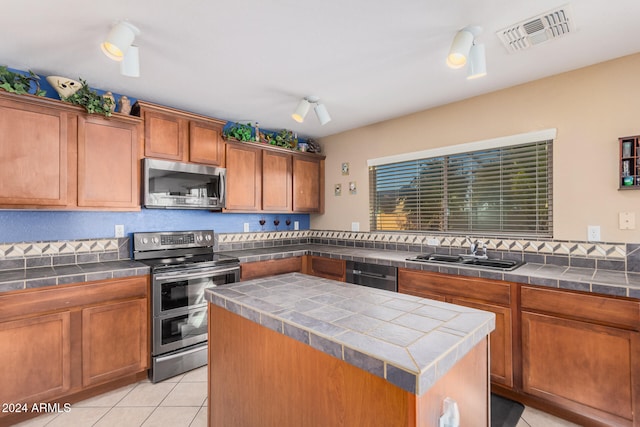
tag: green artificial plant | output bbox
[61,79,114,117]
[0,66,46,96]
[263,129,298,149]
[223,122,254,141]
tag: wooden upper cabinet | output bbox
[262,150,292,212]
[225,142,262,211]
[0,92,74,207]
[133,100,225,166]
[189,119,225,166]
[293,155,324,213]
[77,114,140,209]
[142,109,187,161]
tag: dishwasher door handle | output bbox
[351,270,391,280]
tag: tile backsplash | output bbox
[0,231,636,273]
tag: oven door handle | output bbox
[154,265,240,282]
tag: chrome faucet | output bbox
[466,239,488,259]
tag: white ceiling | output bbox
[3,1,640,139]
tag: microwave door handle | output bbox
[219,173,225,206]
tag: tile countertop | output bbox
[205,272,495,396]
[0,260,150,293]
[221,244,640,299]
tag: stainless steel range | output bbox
[133,230,240,383]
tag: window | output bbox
[369,132,553,237]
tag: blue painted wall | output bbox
[1,68,311,244]
[0,210,310,244]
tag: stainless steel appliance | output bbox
[143,158,226,210]
[345,261,397,292]
[133,230,240,383]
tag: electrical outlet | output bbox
[243,222,250,232]
[619,212,636,230]
[351,222,360,232]
[427,238,439,246]
[114,224,125,238]
[294,221,299,230]
[587,225,601,242]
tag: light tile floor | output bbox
[13,365,580,427]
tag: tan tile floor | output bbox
[13,365,580,427]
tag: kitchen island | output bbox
[205,273,495,427]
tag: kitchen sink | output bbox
[407,253,524,271]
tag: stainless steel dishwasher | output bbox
[345,261,397,292]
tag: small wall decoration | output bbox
[341,162,350,176]
[46,75,81,98]
[349,181,357,195]
[334,184,342,196]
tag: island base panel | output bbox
[208,304,489,427]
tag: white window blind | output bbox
[369,139,553,236]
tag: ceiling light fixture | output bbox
[291,96,331,125]
[466,42,486,80]
[120,45,140,77]
[101,21,140,61]
[446,26,486,79]
[292,99,311,123]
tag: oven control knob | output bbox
[141,237,148,245]
[205,234,212,241]
[152,237,159,244]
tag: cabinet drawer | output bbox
[521,286,640,331]
[0,276,149,322]
[398,268,511,306]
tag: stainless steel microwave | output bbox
[143,158,226,210]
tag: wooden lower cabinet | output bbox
[303,255,346,281]
[398,269,514,388]
[520,286,640,426]
[0,312,72,405]
[0,276,150,426]
[82,298,148,387]
[241,257,302,280]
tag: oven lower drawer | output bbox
[153,307,208,356]
[150,342,208,383]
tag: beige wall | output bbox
[313,53,640,243]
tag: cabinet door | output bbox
[82,298,148,387]
[304,256,345,281]
[449,297,513,388]
[292,156,324,213]
[0,97,73,206]
[522,311,635,425]
[77,115,139,209]
[143,110,187,161]
[241,257,302,281]
[262,150,292,212]
[225,143,262,211]
[0,312,71,404]
[189,120,225,166]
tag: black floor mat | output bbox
[491,393,525,427]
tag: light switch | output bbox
[619,212,636,230]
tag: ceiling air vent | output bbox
[497,4,574,53]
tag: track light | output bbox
[466,43,486,80]
[314,103,331,125]
[291,96,331,125]
[447,29,474,69]
[292,99,311,123]
[120,45,140,77]
[101,21,140,62]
